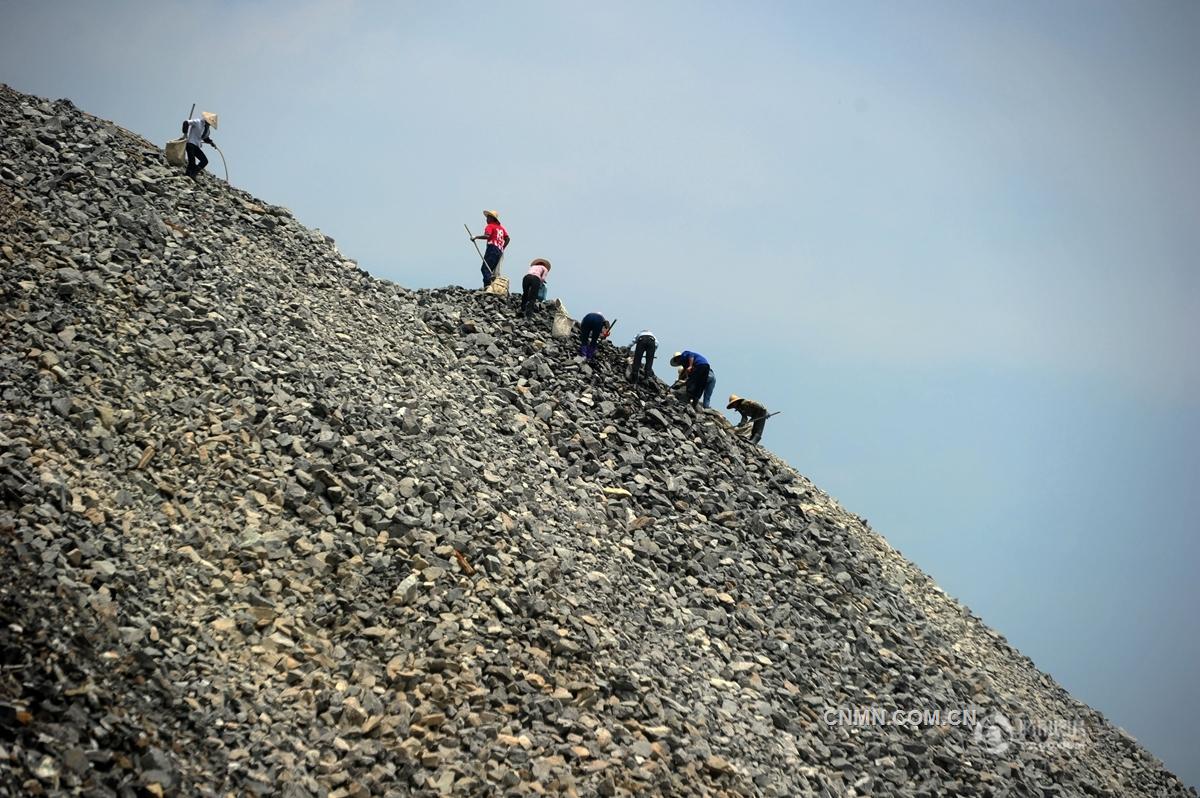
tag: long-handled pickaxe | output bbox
[733,410,781,437]
[465,224,498,282]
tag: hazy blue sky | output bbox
[2,0,1196,785]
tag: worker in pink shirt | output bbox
[520,258,551,317]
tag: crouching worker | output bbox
[520,258,551,317]
[727,394,769,443]
[579,313,611,360]
[669,351,711,410]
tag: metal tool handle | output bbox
[465,223,486,260]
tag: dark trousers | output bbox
[685,363,711,406]
[481,245,503,287]
[631,336,656,383]
[185,142,208,175]
[520,274,542,315]
[740,413,767,443]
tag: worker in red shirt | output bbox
[471,210,510,288]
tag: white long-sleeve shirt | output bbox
[184,118,209,146]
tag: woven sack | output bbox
[552,313,574,338]
[164,138,187,166]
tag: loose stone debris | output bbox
[0,82,1194,797]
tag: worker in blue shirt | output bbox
[579,312,611,360]
[669,351,712,410]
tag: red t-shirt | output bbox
[484,222,509,250]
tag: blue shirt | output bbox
[680,350,708,367]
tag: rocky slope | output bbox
[0,83,1193,797]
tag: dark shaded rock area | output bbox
[0,83,1193,797]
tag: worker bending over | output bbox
[629,330,657,386]
[669,351,711,410]
[727,394,769,444]
[579,313,611,360]
[520,258,551,317]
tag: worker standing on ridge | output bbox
[520,258,551,317]
[181,113,215,177]
[471,210,509,288]
[629,329,657,386]
[579,312,611,360]
[728,394,769,443]
[669,351,711,410]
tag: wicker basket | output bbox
[484,275,510,295]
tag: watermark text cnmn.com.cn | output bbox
[823,706,1091,754]
[823,706,978,728]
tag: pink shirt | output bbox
[527,263,549,280]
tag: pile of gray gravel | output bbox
[0,83,1193,797]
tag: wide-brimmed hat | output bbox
[201,111,219,129]
[727,394,742,409]
[669,352,683,366]
[530,258,551,269]
[483,209,500,221]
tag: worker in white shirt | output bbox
[181,115,215,177]
[629,330,657,386]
